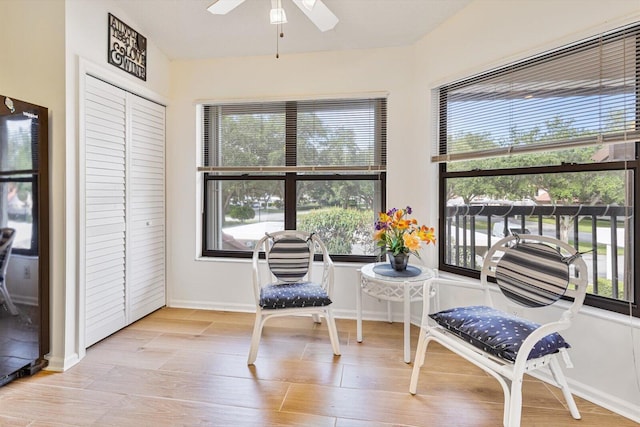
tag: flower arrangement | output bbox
[373,206,436,258]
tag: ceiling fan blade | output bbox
[291,0,339,32]
[207,0,246,15]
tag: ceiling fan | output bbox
[207,0,339,32]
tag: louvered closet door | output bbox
[84,76,127,346]
[128,94,166,322]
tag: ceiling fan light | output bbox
[270,7,287,24]
[301,0,317,10]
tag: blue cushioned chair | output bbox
[409,234,588,427]
[248,230,341,365]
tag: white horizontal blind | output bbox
[434,23,640,163]
[199,98,387,172]
[202,103,285,168]
[295,99,387,168]
[84,76,127,346]
[128,94,166,323]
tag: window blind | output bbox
[434,23,640,163]
[199,98,387,173]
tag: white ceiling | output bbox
[111,0,472,60]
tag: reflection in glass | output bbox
[0,96,45,386]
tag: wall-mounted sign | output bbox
[108,13,147,81]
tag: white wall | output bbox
[0,0,66,370]
[167,47,421,318]
[414,0,640,421]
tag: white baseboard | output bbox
[168,299,254,313]
[44,352,80,372]
[531,369,640,424]
[167,299,401,322]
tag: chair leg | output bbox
[0,282,18,315]
[507,376,524,427]
[549,356,581,419]
[247,311,265,365]
[312,313,321,324]
[409,332,430,394]
[325,309,341,356]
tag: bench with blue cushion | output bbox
[410,235,588,427]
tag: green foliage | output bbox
[298,208,374,255]
[215,111,374,213]
[299,180,375,211]
[587,277,626,300]
[227,205,255,222]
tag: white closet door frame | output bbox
[78,59,167,357]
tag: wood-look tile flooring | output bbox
[0,308,636,426]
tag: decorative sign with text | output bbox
[108,13,147,81]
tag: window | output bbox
[436,23,639,316]
[199,98,386,262]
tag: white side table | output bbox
[356,262,434,363]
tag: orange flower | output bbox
[373,229,386,242]
[372,206,436,258]
[417,226,436,244]
[396,219,411,230]
[403,233,421,251]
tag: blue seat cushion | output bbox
[430,305,570,362]
[259,282,332,309]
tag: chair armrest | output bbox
[512,319,572,370]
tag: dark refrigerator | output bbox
[0,95,49,386]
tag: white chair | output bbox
[248,230,341,365]
[410,234,588,427]
[0,228,17,315]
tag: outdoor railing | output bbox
[445,204,633,300]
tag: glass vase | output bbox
[388,253,409,271]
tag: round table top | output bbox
[361,262,434,282]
